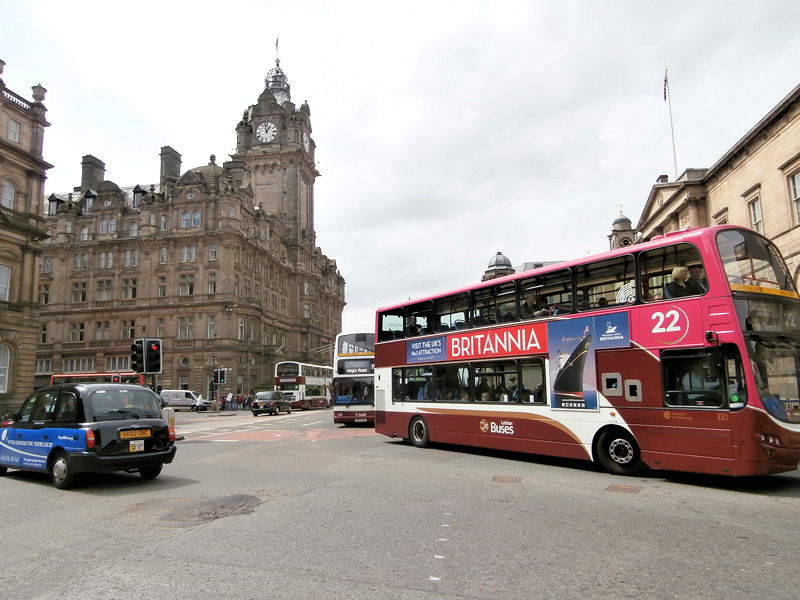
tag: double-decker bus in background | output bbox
[332,332,375,425]
[274,361,333,410]
[374,225,800,477]
[50,372,145,385]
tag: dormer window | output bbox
[132,184,146,208]
[47,194,62,216]
[83,191,96,214]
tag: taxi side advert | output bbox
[0,383,176,489]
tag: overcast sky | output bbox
[3,0,800,333]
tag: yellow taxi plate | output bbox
[120,429,151,439]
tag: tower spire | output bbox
[265,40,291,105]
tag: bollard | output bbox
[162,406,179,439]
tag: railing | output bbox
[2,88,32,111]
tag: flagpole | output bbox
[665,68,678,179]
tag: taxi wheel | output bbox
[287,406,292,414]
[274,405,281,415]
[140,465,162,480]
[252,411,259,417]
[50,451,77,490]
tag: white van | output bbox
[159,389,210,411]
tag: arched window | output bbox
[181,211,191,228]
[1,180,15,209]
[0,345,9,393]
[80,226,89,241]
[192,210,201,227]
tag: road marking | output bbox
[302,420,325,427]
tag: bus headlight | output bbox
[759,433,782,446]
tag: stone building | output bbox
[37,59,345,399]
[0,60,50,413]
[635,81,800,281]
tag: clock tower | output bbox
[608,211,635,250]
[234,58,317,247]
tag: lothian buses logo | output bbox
[479,419,515,435]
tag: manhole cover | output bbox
[493,475,522,483]
[605,484,643,494]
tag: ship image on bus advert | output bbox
[274,361,333,410]
[332,332,375,425]
[373,225,800,477]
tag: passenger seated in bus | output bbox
[520,293,545,319]
[665,266,693,298]
[687,264,708,293]
[405,316,421,336]
[480,391,492,402]
[417,378,435,400]
[597,297,609,308]
[532,384,546,404]
[477,376,491,397]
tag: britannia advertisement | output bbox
[548,313,630,409]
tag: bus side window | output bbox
[639,242,703,303]
[575,254,635,311]
[379,312,404,341]
[519,358,546,403]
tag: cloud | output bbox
[3,0,800,336]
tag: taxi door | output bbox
[15,390,61,470]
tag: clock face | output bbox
[302,132,310,152]
[620,236,633,247]
[255,121,277,143]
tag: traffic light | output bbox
[145,338,162,374]
[212,369,219,384]
[218,368,226,384]
[130,339,145,373]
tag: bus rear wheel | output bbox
[596,429,645,475]
[409,416,429,448]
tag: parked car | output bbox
[251,391,293,416]
[160,389,210,411]
[0,383,176,489]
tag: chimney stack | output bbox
[80,155,105,192]
[160,146,182,190]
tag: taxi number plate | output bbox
[120,430,151,439]
[129,440,145,452]
[355,419,367,422]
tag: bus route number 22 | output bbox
[649,307,689,344]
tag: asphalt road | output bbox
[1,408,799,600]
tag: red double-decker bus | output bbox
[374,225,800,477]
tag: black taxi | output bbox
[0,383,177,489]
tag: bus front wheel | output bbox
[596,429,645,475]
[409,416,430,448]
